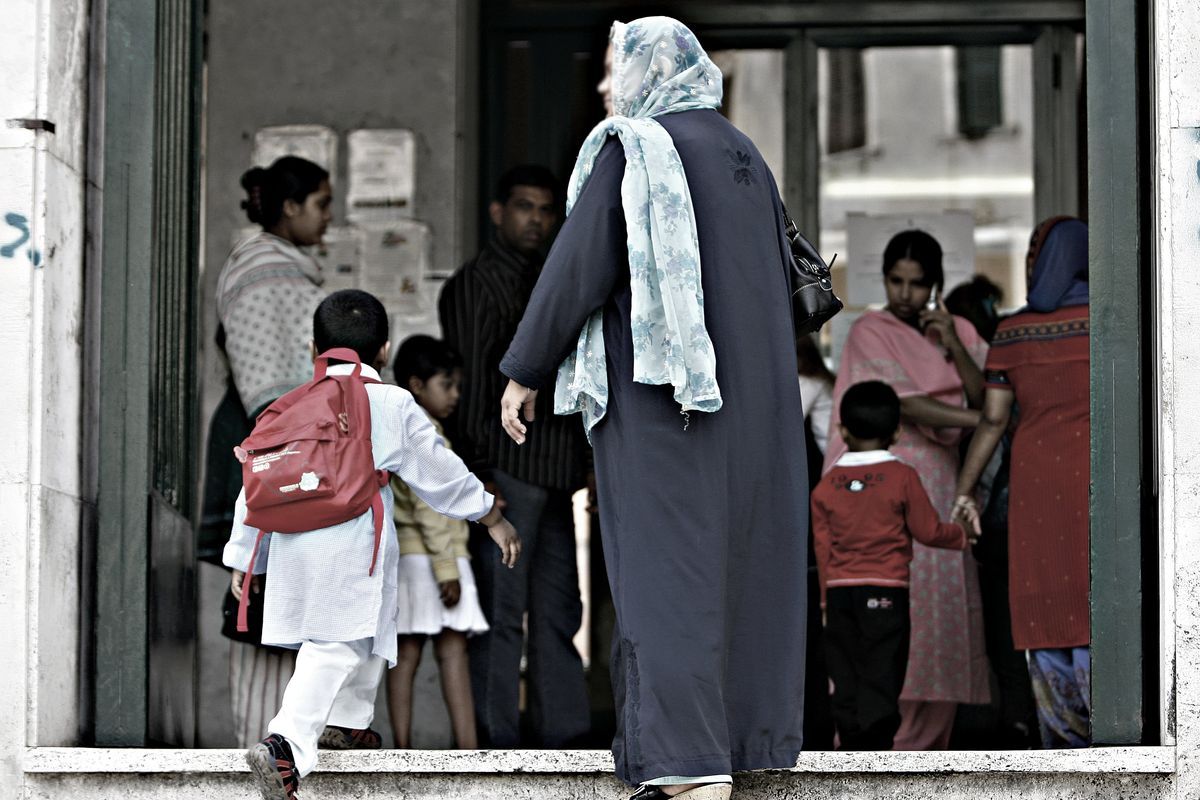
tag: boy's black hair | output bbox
[840,380,901,441]
[495,164,560,206]
[393,335,462,385]
[312,289,389,365]
[882,229,945,292]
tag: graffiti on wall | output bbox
[1,213,43,267]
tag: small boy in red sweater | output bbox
[811,380,973,750]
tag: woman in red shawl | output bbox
[825,230,990,750]
[953,217,1091,748]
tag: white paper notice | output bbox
[311,226,364,294]
[844,211,976,306]
[252,125,338,178]
[357,219,432,318]
[347,129,416,220]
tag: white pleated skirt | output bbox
[396,555,489,636]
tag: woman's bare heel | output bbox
[676,785,732,800]
[630,783,733,800]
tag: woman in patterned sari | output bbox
[824,230,991,750]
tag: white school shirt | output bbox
[223,363,494,666]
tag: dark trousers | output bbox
[824,585,910,750]
[469,470,590,747]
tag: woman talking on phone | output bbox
[823,229,990,750]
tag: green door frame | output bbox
[86,0,1149,747]
[94,0,156,746]
[93,0,203,745]
[1086,0,1152,745]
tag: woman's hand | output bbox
[921,297,985,407]
[486,517,522,569]
[439,579,462,608]
[919,298,961,350]
[500,380,538,445]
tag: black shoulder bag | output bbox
[783,206,843,335]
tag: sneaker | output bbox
[318,724,383,750]
[246,733,300,800]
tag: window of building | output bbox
[956,45,1005,140]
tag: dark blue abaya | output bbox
[501,109,808,785]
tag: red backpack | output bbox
[233,347,389,632]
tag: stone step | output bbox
[18,746,1176,799]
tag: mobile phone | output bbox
[926,287,940,312]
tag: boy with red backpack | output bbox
[224,290,520,800]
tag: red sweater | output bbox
[811,452,966,604]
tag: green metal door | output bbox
[93,0,203,746]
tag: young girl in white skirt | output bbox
[388,335,491,748]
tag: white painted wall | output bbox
[0,0,91,786]
[1156,0,1200,791]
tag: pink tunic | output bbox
[825,310,991,705]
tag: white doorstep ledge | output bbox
[22,746,1176,775]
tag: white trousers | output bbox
[267,639,384,777]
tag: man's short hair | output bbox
[495,164,560,206]
[313,289,389,365]
[840,381,901,441]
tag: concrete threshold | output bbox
[19,747,1178,800]
[23,745,1176,773]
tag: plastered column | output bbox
[0,0,91,786]
[0,0,44,786]
[1158,0,1200,795]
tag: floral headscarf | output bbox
[554,16,724,437]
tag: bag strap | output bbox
[313,347,363,381]
[366,475,389,576]
[236,528,270,633]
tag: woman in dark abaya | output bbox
[498,17,807,799]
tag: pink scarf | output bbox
[823,310,986,473]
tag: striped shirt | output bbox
[438,239,587,492]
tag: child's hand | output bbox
[439,579,462,608]
[951,494,981,539]
[488,518,522,568]
[230,569,262,601]
[951,495,981,545]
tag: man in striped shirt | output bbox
[438,165,591,747]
